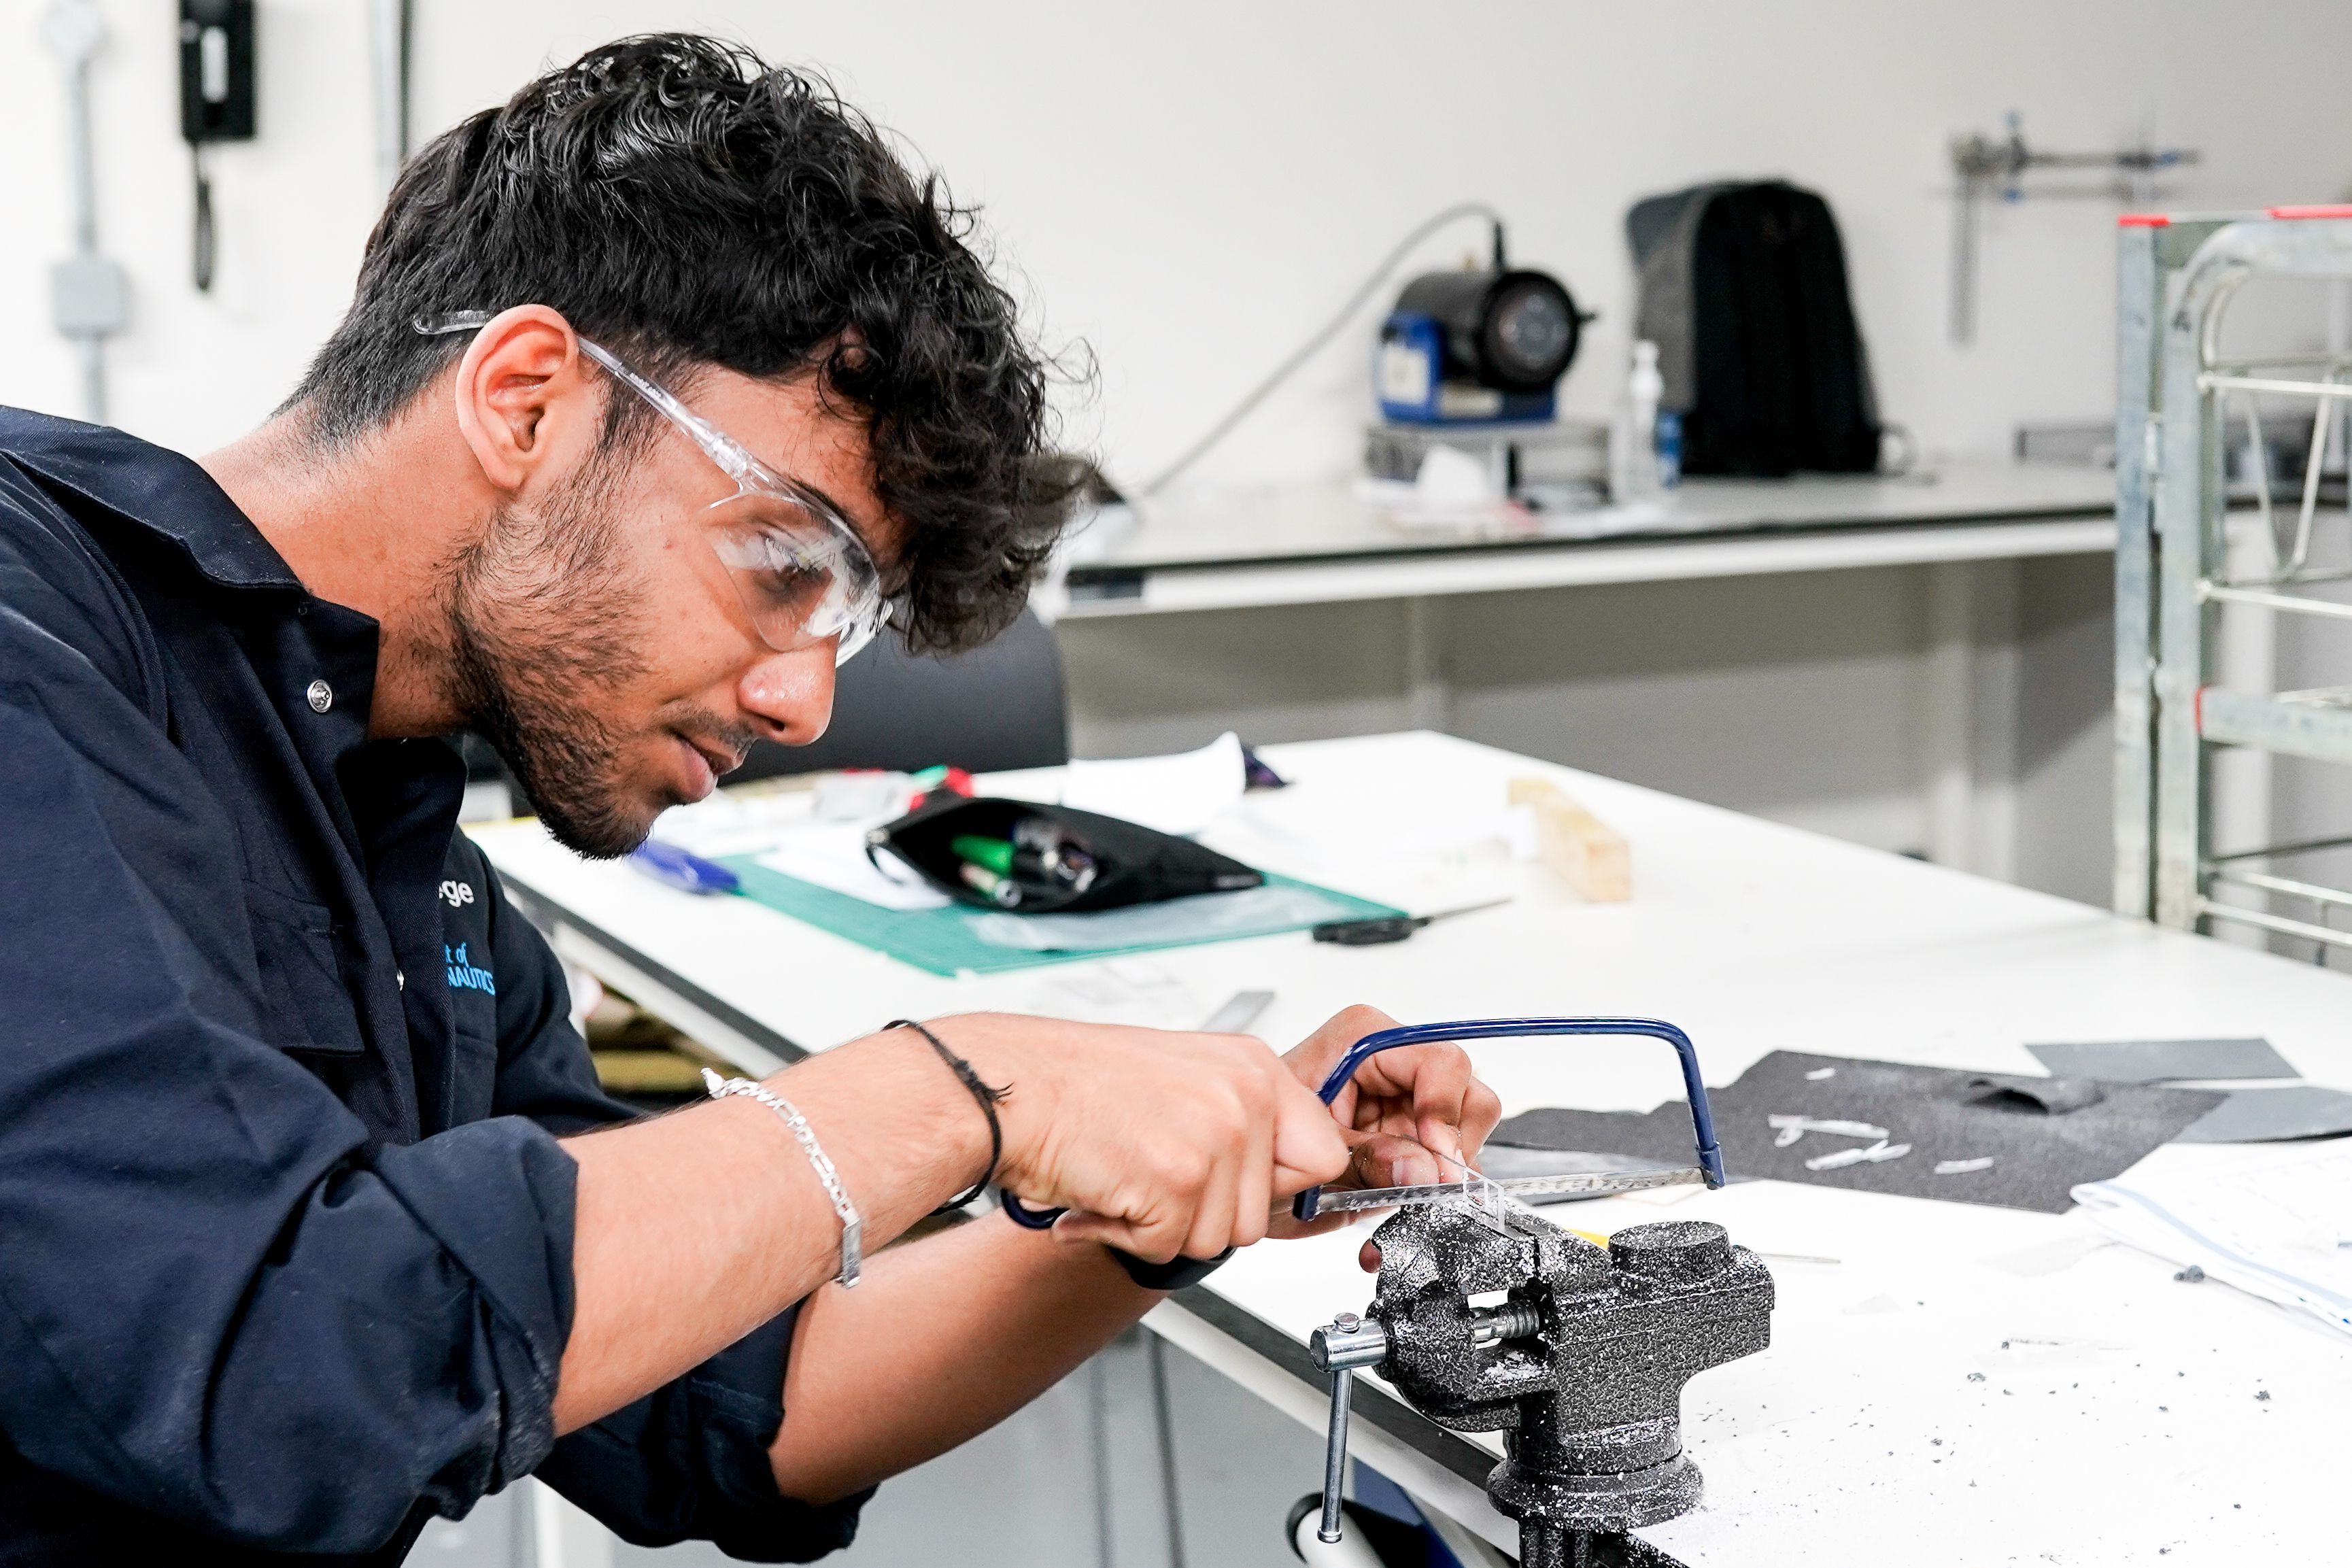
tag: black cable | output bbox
[1138,201,1504,498]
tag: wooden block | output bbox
[1510,777,1631,902]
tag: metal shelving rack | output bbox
[2115,207,2352,947]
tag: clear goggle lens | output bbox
[705,489,888,666]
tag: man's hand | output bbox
[934,1014,1353,1265]
[1269,1004,1503,1244]
[925,1006,1500,1265]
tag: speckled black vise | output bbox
[1342,1199,1773,1566]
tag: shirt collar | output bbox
[0,406,302,594]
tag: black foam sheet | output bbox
[1491,1050,2224,1214]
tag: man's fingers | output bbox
[1407,1044,1482,1165]
[1333,1038,1495,1171]
[1181,1083,1248,1260]
[1348,1131,1446,1190]
[1269,1071,1352,1196]
[1226,1067,1278,1251]
[1458,1076,1504,1163]
[1281,1004,1402,1111]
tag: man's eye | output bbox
[729,531,830,603]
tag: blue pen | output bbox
[628,839,741,896]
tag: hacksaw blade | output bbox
[1308,1164,1705,1216]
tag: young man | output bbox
[0,33,1500,1565]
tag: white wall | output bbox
[7,0,2352,475]
[5,1,2347,906]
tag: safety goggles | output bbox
[415,312,889,665]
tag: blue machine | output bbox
[1376,260,1588,426]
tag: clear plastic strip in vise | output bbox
[1298,1152,1706,1223]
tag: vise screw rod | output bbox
[1307,1299,1539,1545]
[1311,1313,1388,1543]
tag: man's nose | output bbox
[738,644,838,745]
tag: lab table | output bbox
[1049,460,2115,617]
[469,731,2348,1565]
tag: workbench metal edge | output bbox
[1061,515,2115,617]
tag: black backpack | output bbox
[1629,181,1884,477]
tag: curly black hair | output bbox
[290,33,1085,652]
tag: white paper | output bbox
[1208,781,1529,917]
[1059,731,1246,836]
[2073,1143,2352,1336]
[751,822,949,911]
[1025,959,1204,1031]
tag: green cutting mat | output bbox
[717,855,1403,976]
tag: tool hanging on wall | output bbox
[1947,112,2198,345]
[180,0,256,292]
[44,0,127,424]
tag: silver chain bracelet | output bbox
[702,1068,863,1287]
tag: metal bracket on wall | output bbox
[1949,112,2199,345]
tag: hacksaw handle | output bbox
[999,1191,1063,1229]
[1291,1017,1726,1223]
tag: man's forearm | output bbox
[548,1006,1420,1439]
[769,1211,1156,1503]
[554,1027,989,1433]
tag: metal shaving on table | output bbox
[1769,1114,1890,1148]
[1804,1139,1911,1172]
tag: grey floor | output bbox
[417,1330,1326,1568]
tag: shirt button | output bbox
[396,970,405,991]
[306,679,333,713]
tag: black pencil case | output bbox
[867,795,1264,915]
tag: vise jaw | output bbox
[1308,1198,1773,1561]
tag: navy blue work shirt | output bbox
[0,409,866,1563]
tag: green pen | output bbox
[951,834,1017,876]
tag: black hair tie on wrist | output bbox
[887,1019,1006,1215]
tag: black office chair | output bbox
[728,605,1070,781]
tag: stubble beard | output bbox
[446,466,664,860]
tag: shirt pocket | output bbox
[242,881,368,1058]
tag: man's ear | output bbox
[448,305,598,494]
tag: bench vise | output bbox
[1309,1199,1773,1565]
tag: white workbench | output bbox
[470,732,2348,1565]
[1053,460,2115,617]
